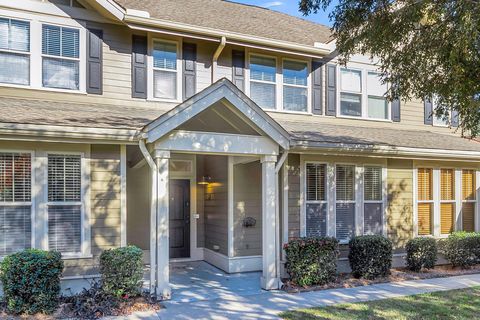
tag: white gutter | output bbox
[274,151,288,284]
[139,138,158,297]
[212,36,226,83]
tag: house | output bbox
[0,0,479,300]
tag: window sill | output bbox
[265,109,311,116]
[0,83,87,95]
[336,115,393,123]
[61,253,93,260]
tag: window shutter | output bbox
[131,35,147,99]
[47,154,82,254]
[232,49,245,91]
[391,98,401,122]
[424,98,433,125]
[325,64,336,116]
[86,28,103,95]
[0,153,32,256]
[183,42,197,100]
[311,61,323,115]
[451,109,459,127]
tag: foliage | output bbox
[348,235,392,279]
[280,286,480,320]
[99,246,144,298]
[441,232,480,268]
[299,0,480,137]
[284,237,339,287]
[0,249,64,315]
[405,237,437,272]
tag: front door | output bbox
[169,179,190,258]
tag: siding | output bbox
[233,161,262,256]
[386,159,414,253]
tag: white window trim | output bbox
[414,166,479,238]
[0,150,35,257]
[44,151,91,259]
[336,64,392,122]
[245,50,312,114]
[147,36,182,103]
[0,9,86,93]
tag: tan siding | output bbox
[233,161,262,257]
[387,159,414,253]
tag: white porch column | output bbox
[155,150,171,299]
[261,155,280,290]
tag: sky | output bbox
[230,0,337,26]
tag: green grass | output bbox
[280,287,480,320]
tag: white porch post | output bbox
[155,150,172,299]
[261,155,280,290]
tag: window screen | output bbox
[440,169,455,234]
[336,165,355,241]
[153,41,177,99]
[462,169,476,232]
[0,18,30,85]
[283,60,307,112]
[364,166,383,235]
[306,163,326,201]
[250,55,276,109]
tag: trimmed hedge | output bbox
[100,246,144,298]
[0,249,64,315]
[441,232,480,268]
[405,237,437,272]
[348,235,392,279]
[284,237,339,287]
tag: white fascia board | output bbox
[291,141,480,161]
[0,122,139,143]
[91,0,125,20]
[154,130,279,156]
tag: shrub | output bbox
[405,237,437,272]
[348,235,393,279]
[442,232,480,268]
[284,237,339,287]
[100,246,144,298]
[0,249,64,315]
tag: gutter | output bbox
[274,151,288,284]
[212,36,226,83]
[139,138,158,297]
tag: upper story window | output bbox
[0,18,30,86]
[283,60,308,112]
[250,55,276,109]
[339,67,389,120]
[42,24,80,90]
[152,40,178,100]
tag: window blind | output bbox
[462,203,475,232]
[0,18,30,86]
[336,165,355,201]
[364,166,383,235]
[418,168,433,201]
[440,169,455,234]
[153,41,177,70]
[417,168,433,235]
[462,170,476,232]
[462,170,476,201]
[418,203,433,235]
[364,166,382,201]
[336,165,355,241]
[336,203,355,241]
[306,163,326,201]
[0,153,32,256]
[48,154,82,254]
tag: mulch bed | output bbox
[0,295,162,319]
[282,264,480,293]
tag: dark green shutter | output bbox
[232,50,245,91]
[86,28,103,95]
[424,98,433,125]
[312,61,323,115]
[325,64,336,116]
[183,42,197,100]
[131,35,147,99]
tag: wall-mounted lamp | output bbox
[198,175,212,185]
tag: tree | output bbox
[299,0,480,137]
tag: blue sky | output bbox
[230,0,336,26]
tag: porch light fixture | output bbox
[198,175,212,185]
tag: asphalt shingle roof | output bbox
[114,0,332,46]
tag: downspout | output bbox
[211,36,226,83]
[274,151,288,286]
[139,138,158,297]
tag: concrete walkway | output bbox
[121,273,480,320]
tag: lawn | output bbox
[280,287,480,320]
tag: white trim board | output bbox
[203,248,262,273]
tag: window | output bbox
[49,0,85,8]
[340,69,362,117]
[42,24,80,90]
[47,154,82,254]
[0,18,30,85]
[417,168,433,235]
[462,169,476,232]
[440,169,455,234]
[0,153,32,256]
[364,166,383,235]
[250,55,276,109]
[153,40,177,100]
[336,165,355,242]
[305,163,327,237]
[283,60,308,112]
[367,72,388,120]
